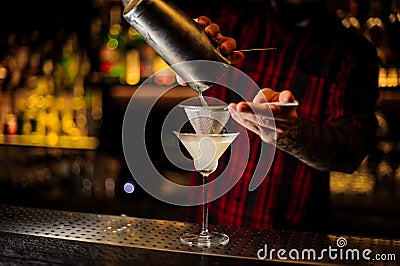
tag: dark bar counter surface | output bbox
[0,204,399,265]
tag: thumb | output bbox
[253,88,279,103]
[279,90,296,103]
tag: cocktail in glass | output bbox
[174,131,239,247]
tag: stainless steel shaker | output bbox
[123,0,231,93]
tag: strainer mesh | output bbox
[181,105,230,134]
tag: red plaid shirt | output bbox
[189,2,379,231]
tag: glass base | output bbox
[180,231,229,248]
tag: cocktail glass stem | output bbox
[200,174,209,238]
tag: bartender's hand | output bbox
[176,16,244,86]
[197,16,244,64]
[227,89,298,143]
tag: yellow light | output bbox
[16,96,26,112]
[126,72,140,85]
[107,39,119,51]
[109,24,122,36]
[22,122,32,135]
[341,18,351,28]
[126,49,140,85]
[29,134,41,144]
[0,66,7,78]
[62,119,75,134]
[45,95,54,109]
[55,97,66,111]
[128,26,140,38]
[76,114,87,128]
[92,107,103,121]
[389,13,396,23]
[25,108,37,120]
[37,111,47,123]
[36,96,45,108]
[26,95,36,108]
[46,111,60,132]
[70,128,81,140]
[36,79,49,95]
[72,96,85,110]
[349,17,360,28]
[47,132,58,146]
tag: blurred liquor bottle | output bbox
[386,0,400,66]
[98,2,174,87]
[339,0,363,35]
[99,4,127,84]
[363,0,388,64]
[0,27,102,149]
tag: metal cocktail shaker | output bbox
[123,0,231,93]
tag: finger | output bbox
[227,103,255,129]
[235,107,294,131]
[235,101,292,122]
[219,37,245,65]
[226,103,238,111]
[204,23,220,38]
[243,120,283,142]
[235,112,277,131]
[229,105,273,129]
[230,111,243,126]
[229,103,270,132]
[230,106,286,140]
[229,106,247,127]
[279,90,296,103]
[217,36,236,54]
[243,119,261,135]
[236,101,253,112]
[235,102,272,124]
[227,103,241,122]
[197,16,212,28]
[230,51,244,65]
[237,102,275,118]
[253,88,279,103]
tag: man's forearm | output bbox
[275,118,373,173]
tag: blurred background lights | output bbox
[123,181,135,194]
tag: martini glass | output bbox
[174,131,239,247]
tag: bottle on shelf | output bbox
[340,0,363,35]
[0,26,102,149]
[387,1,400,61]
[99,4,127,84]
[98,2,175,87]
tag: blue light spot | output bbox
[123,182,135,194]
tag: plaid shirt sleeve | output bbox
[276,30,380,173]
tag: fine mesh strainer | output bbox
[179,104,230,134]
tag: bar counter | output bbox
[0,205,398,265]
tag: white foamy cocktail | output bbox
[175,133,238,175]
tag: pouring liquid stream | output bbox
[198,91,208,106]
[192,84,209,106]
